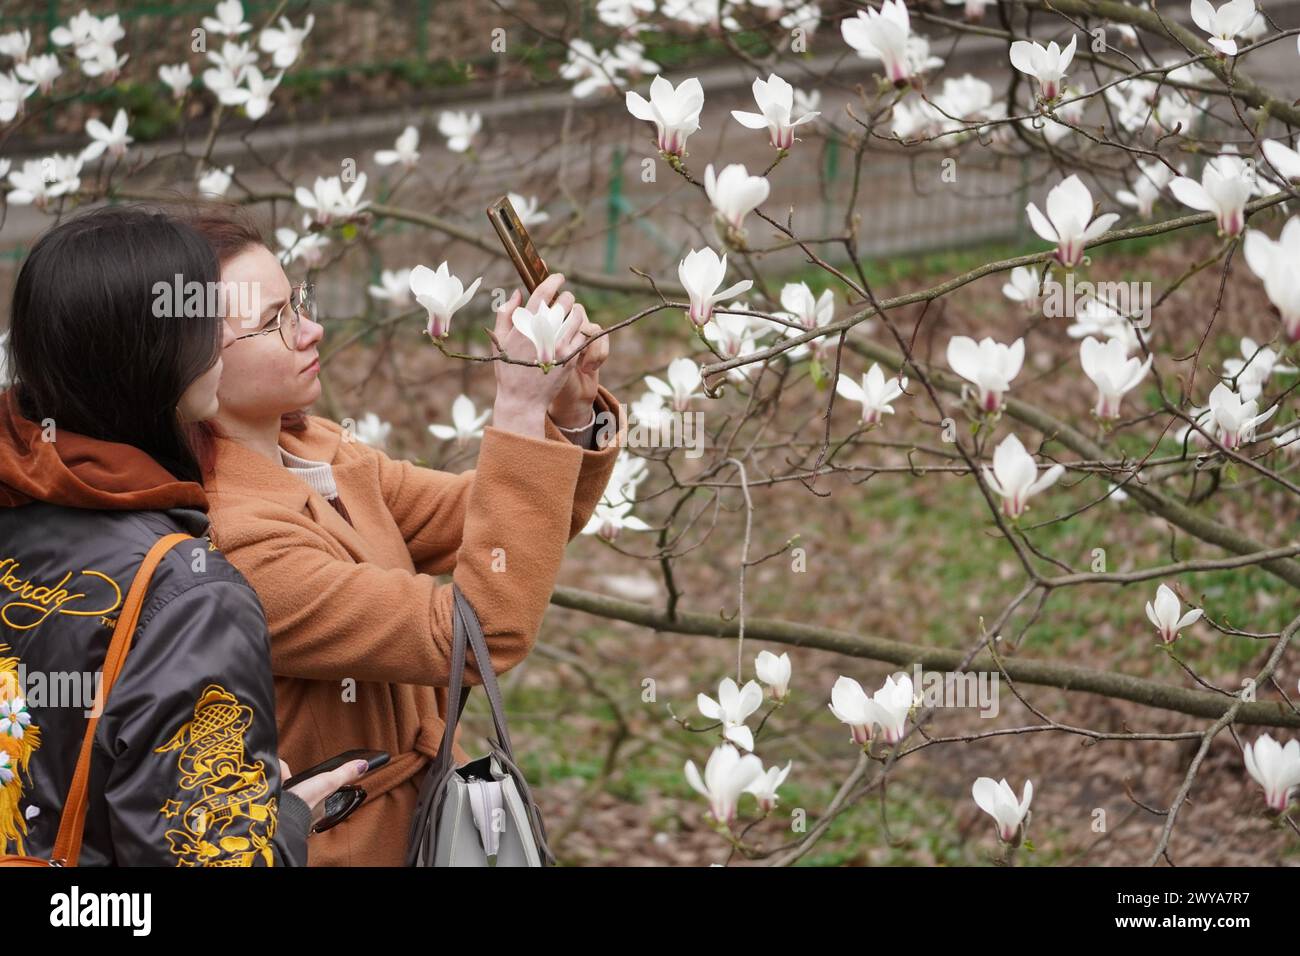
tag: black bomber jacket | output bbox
[0,390,311,865]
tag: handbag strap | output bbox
[51,532,190,866]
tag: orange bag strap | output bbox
[50,532,191,866]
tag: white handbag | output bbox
[405,583,555,867]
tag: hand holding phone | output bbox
[281,749,390,833]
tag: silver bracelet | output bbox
[551,406,597,433]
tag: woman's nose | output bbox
[298,315,325,349]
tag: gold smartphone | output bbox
[487,195,549,294]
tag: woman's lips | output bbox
[301,355,320,376]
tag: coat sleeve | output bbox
[213,409,611,688]
[96,574,309,866]
[379,384,624,575]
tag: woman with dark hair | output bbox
[0,204,363,865]
[182,202,623,866]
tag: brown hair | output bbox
[177,200,309,478]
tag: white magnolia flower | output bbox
[870,673,914,744]
[602,451,649,509]
[972,777,1033,843]
[982,432,1065,518]
[678,246,753,327]
[80,108,132,162]
[230,66,283,120]
[206,39,258,78]
[644,356,703,412]
[625,74,704,157]
[1002,265,1045,310]
[755,650,792,701]
[697,677,764,752]
[7,154,79,208]
[828,675,877,746]
[76,43,128,81]
[730,72,820,149]
[661,0,742,31]
[295,172,370,225]
[511,299,584,366]
[1080,335,1152,420]
[410,262,482,339]
[0,70,36,123]
[631,390,672,429]
[1190,0,1255,56]
[275,216,329,268]
[947,335,1025,413]
[430,394,491,446]
[0,29,31,62]
[1026,174,1119,268]
[202,0,252,37]
[558,39,642,100]
[1262,138,1300,183]
[367,267,414,305]
[779,282,835,332]
[1169,152,1255,237]
[596,0,656,30]
[702,309,763,357]
[835,363,908,426]
[437,110,481,152]
[684,743,765,826]
[507,192,549,228]
[703,162,769,232]
[352,412,391,448]
[159,62,193,99]
[201,64,246,105]
[1222,336,1296,401]
[259,14,314,69]
[793,86,820,119]
[1116,159,1177,218]
[1243,216,1300,341]
[743,759,794,813]
[841,0,922,86]
[1009,34,1078,101]
[1207,380,1277,449]
[1144,583,1202,644]
[582,499,652,541]
[1066,292,1141,353]
[1273,422,1300,455]
[197,164,234,197]
[1242,733,1300,812]
[375,125,420,168]
[15,53,61,94]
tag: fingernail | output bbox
[355,760,369,773]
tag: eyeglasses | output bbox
[233,282,315,349]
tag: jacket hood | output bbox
[0,388,208,511]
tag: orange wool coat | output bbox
[204,385,622,866]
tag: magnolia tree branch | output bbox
[549,585,1300,728]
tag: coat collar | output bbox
[207,415,346,512]
[206,418,380,562]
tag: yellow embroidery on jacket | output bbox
[0,555,123,630]
[0,646,41,855]
[153,684,278,866]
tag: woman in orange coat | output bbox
[185,205,622,866]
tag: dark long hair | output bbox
[8,205,223,484]
[176,200,308,479]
